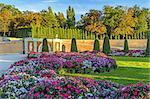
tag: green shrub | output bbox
[93,39,100,51]
[103,35,110,55]
[62,44,66,52]
[42,38,49,52]
[71,38,78,52]
[124,39,129,53]
[146,33,150,57]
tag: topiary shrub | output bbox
[93,39,100,51]
[62,44,66,52]
[146,33,150,57]
[103,34,110,55]
[42,38,49,52]
[124,39,129,53]
[71,38,78,52]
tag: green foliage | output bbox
[146,33,150,57]
[55,12,66,28]
[62,44,66,52]
[40,7,59,28]
[42,38,49,52]
[57,68,66,75]
[124,39,129,53]
[103,35,110,55]
[93,39,100,51]
[66,6,75,28]
[71,38,78,52]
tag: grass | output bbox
[64,56,150,85]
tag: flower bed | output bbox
[26,52,117,74]
[126,50,145,57]
[0,52,149,98]
[109,49,145,57]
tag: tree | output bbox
[134,9,148,34]
[66,6,75,28]
[102,6,124,37]
[130,5,149,38]
[77,9,106,38]
[55,12,66,28]
[103,35,110,55]
[42,38,49,52]
[124,39,129,53]
[40,7,59,28]
[0,9,12,36]
[93,39,100,51]
[113,8,136,35]
[71,38,78,52]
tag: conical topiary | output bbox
[62,44,66,52]
[93,39,100,51]
[42,38,49,52]
[103,34,110,55]
[146,33,150,57]
[71,38,78,52]
[124,39,129,53]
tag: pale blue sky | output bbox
[0,0,149,20]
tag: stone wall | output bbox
[62,39,147,52]
[0,41,23,54]
[0,38,147,54]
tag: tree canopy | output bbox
[0,3,149,37]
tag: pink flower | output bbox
[20,95,24,99]
[41,92,44,95]
[124,93,127,97]
[76,90,80,94]
[63,93,68,97]
[28,92,31,96]
[135,88,138,91]
[147,84,150,88]
[87,84,90,88]
[64,88,67,91]
[46,87,49,91]
[67,85,71,88]
[57,86,61,90]
[46,95,50,99]
[51,82,55,86]
[34,93,39,97]
[133,91,138,96]
[67,90,71,94]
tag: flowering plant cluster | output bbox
[0,52,149,98]
[109,49,126,56]
[109,49,145,57]
[126,50,145,57]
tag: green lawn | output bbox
[64,56,150,85]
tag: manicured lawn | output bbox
[65,56,150,85]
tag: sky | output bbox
[0,0,150,20]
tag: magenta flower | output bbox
[34,93,39,97]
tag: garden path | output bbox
[0,54,26,74]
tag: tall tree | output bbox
[0,9,13,36]
[77,9,106,37]
[55,12,66,28]
[66,6,75,28]
[41,7,59,28]
[113,8,136,35]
